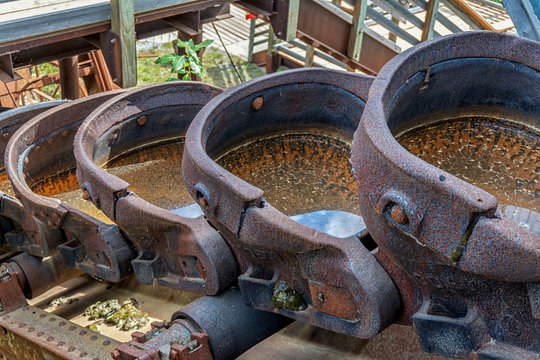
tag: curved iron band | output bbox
[5,92,136,282]
[352,31,540,283]
[73,82,237,295]
[0,101,67,255]
[182,68,401,338]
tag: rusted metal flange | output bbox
[182,68,401,338]
[5,92,135,282]
[0,101,67,256]
[73,82,237,295]
[352,32,540,358]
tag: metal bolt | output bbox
[317,292,326,303]
[137,115,148,126]
[24,157,29,164]
[2,133,9,139]
[252,96,263,110]
[390,205,408,224]
[82,190,91,201]
[110,38,116,44]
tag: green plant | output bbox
[155,39,213,80]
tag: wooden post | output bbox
[247,18,256,63]
[304,45,315,67]
[285,0,300,41]
[59,56,80,100]
[388,16,400,43]
[111,0,137,88]
[347,0,368,61]
[266,25,280,73]
[421,0,440,41]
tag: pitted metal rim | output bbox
[183,68,375,207]
[354,31,540,212]
[5,91,124,224]
[73,82,223,224]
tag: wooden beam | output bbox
[59,56,80,99]
[446,0,495,30]
[111,0,137,88]
[304,44,315,67]
[285,0,300,41]
[347,0,368,61]
[421,0,440,41]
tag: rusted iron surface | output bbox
[0,305,119,360]
[182,68,401,338]
[116,288,290,360]
[5,91,135,283]
[0,101,67,255]
[74,82,237,295]
[351,32,540,358]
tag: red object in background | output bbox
[245,13,256,20]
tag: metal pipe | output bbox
[173,287,292,360]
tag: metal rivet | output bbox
[137,115,148,126]
[79,330,87,336]
[24,157,29,164]
[103,340,111,346]
[68,346,76,352]
[47,336,54,342]
[317,292,326,302]
[61,130,69,137]
[2,133,9,139]
[252,96,263,110]
[82,190,91,201]
[47,220,55,228]
[390,205,408,224]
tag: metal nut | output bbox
[390,205,408,224]
[252,96,263,110]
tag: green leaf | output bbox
[176,39,188,49]
[182,74,191,81]
[190,62,202,77]
[177,68,188,74]
[186,48,201,65]
[171,55,188,73]
[193,39,213,51]
[166,77,179,81]
[155,53,176,64]
[187,39,195,50]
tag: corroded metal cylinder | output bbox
[351,32,539,358]
[182,68,401,338]
[73,82,237,295]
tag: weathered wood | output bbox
[421,0,440,41]
[304,44,315,67]
[286,0,300,41]
[111,0,137,88]
[446,0,495,30]
[0,0,205,45]
[441,0,482,30]
[58,56,80,99]
[347,0,368,61]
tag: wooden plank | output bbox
[286,0,300,41]
[347,0,368,61]
[304,44,315,67]
[421,0,440,41]
[111,0,137,88]
[0,0,208,45]
[367,7,420,45]
[445,0,495,30]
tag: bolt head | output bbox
[390,205,408,224]
[252,96,263,110]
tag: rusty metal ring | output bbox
[182,68,401,338]
[0,101,67,256]
[73,82,237,295]
[352,31,540,283]
[5,92,135,282]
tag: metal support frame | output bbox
[58,56,80,100]
[347,0,368,61]
[502,0,540,40]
